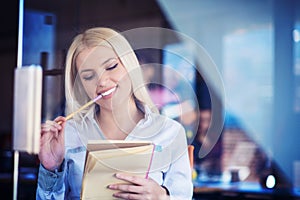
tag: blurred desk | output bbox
[193,181,300,200]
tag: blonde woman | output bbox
[36,27,193,200]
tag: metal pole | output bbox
[14,0,24,199]
[17,0,24,68]
[13,151,19,200]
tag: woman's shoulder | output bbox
[135,108,184,137]
[148,112,188,153]
[149,111,185,132]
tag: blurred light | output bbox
[266,174,276,189]
[293,29,300,43]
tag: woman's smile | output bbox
[98,86,117,99]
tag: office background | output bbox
[0,0,299,199]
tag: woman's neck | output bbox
[97,98,144,140]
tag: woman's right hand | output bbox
[39,116,66,172]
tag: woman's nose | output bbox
[96,72,108,87]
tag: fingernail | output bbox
[113,193,119,197]
[108,185,115,189]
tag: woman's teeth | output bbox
[101,87,116,96]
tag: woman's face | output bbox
[75,45,132,110]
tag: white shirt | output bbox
[36,106,193,200]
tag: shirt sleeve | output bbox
[36,160,66,200]
[163,124,193,200]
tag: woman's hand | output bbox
[108,173,170,200]
[38,116,66,172]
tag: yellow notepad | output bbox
[81,140,155,200]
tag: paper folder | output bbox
[81,140,155,200]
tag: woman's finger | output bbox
[44,120,63,131]
[114,173,146,186]
[54,116,66,125]
[113,192,141,200]
[109,184,142,194]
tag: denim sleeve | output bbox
[36,160,66,200]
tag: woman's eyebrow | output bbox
[100,57,117,66]
[79,68,93,74]
[79,58,117,74]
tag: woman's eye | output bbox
[82,74,95,81]
[106,63,118,71]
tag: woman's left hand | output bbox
[108,173,170,200]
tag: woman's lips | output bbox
[99,87,116,97]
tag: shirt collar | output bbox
[85,102,153,127]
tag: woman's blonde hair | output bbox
[64,27,158,117]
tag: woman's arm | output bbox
[108,122,193,200]
[36,116,66,199]
[36,160,66,199]
[161,124,193,200]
